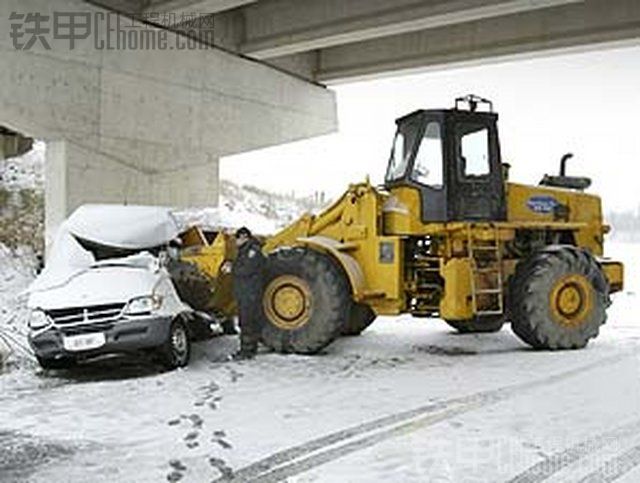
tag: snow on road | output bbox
[1,243,639,483]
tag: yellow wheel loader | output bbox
[180,95,623,354]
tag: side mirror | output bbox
[501,163,511,181]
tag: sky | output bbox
[221,45,640,213]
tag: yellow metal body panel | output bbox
[383,184,603,248]
[600,260,624,293]
[382,186,422,235]
[265,181,404,315]
[181,226,208,247]
[181,232,230,278]
[439,258,473,320]
[506,183,605,255]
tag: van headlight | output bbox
[125,295,163,315]
[29,310,51,331]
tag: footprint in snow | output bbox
[187,414,203,429]
[226,367,244,383]
[169,459,187,471]
[194,381,222,410]
[209,456,234,479]
[168,414,205,449]
[208,396,222,410]
[184,431,199,442]
[167,459,187,481]
[211,430,232,450]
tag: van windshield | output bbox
[75,236,161,261]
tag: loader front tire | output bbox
[445,316,504,333]
[509,246,609,350]
[261,248,351,354]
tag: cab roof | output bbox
[395,108,498,125]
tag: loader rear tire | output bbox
[509,246,609,350]
[261,248,351,354]
[341,303,377,336]
[445,316,504,333]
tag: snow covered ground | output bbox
[0,242,639,483]
[0,244,39,366]
[0,142,45,191]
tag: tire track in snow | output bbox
[578,443,640,483]
[217,351,636,482]
[507,419,640,483]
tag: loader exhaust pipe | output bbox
[560,153,573,176]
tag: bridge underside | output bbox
[1,0,337,243]
[99,0,640,83]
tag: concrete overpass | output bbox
[3,0,640,243]
[0,0,336,242]
[97,0,640,82]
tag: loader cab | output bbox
[384,96,507,223]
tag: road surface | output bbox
[1,243,639,483]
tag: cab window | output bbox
[411,121,443,188]
[386,131,408,181]
[457,123,490,177]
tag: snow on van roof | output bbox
[67,204,180,249]
[27,205,180,296]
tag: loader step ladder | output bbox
[467,226,504,316]
[411,256,442,316]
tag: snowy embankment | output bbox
[176,179,321,236]
[0,142,45,191]
[0,244,38,367]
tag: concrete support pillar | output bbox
[45,139,219,247]
[45,140,146,243]
[149,157,220,208]
[44,141,69,245]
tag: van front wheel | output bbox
[157,319,191,369]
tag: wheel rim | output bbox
[171,324,189,361]
[549,274,594,327]
[263,275,312,330]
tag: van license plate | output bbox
[63,333,106,352]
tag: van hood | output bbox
[28,264,161,310]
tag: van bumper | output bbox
[28,316,173,361]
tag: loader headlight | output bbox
[29,310,51,331]
[125,295,163,315]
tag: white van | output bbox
[27,205,213,370]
